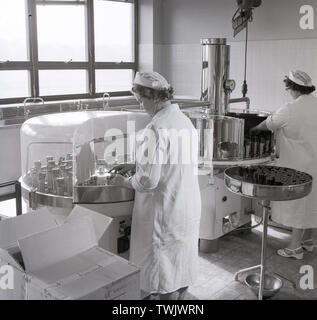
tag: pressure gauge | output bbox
[224,79,236,92]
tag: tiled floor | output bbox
[187,225,317,300]
[1,199,316,300]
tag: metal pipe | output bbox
[23,97,44,118]
[102,92,110,110]
[259,199,270,300]
[0,180,23,216]
[15,181,22,216]
[229,97,250,112]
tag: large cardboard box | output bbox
[0,207,59,300]
[0,206,140,300]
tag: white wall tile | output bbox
[156,39,317,113]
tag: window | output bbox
[0,0,28,61]
[37,4,87,61]
[0,0,137,104]
[39,70,88,96]
[96,69,133,93]
[94,1,134,62]
[0,71,30,99]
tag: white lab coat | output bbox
[130,104,201,295]
[266,94,317,229]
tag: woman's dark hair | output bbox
[133,84,174,101]
[284,78,316,95]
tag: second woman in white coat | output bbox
[252,70,317,259]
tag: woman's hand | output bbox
[109,163,136,176]
[250,125,261,133]
[108,174,133,188]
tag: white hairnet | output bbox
[133,72,171,90]
[288,70,313,87]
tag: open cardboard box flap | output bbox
[18,207,113,284]
[0,207,59,253]
[66,206,112,242]
[0,248,24,271]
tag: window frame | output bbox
[0,0,138,104]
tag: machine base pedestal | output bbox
[235,221,252,235]
[199,239,219,253]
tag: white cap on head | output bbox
[288,70,313,87]
[133,72,170,90]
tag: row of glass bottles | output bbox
[29,154,73,196]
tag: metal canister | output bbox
[264,132,271,154]
[244,137,251,158]
[259,136,265,157]
[268,132,273,153]
[255,135,261,157]
[250,134,257,158]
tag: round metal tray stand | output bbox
[224,166,313,300]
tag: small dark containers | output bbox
[258,174,266,184]
[259,136,265,156]
[250,133,258,157]
[249,131,273,158]
[267,176,275,185]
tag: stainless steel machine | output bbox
[186,37,276,252]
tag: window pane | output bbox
[94,1,134,62]
[37,0,86,2]
[37,4,87,61]
[39,70,87,96]
[0,0,28,61]
[0,71,29,99]
[96,69,133,92]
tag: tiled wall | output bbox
[155,38,317,113]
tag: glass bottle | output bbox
[52,168,60,194]
[38,172,46,193]
[46,167,54,193]
[56,177,65,196]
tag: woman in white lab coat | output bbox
[110,72,201,299]
[252,70,317,259]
